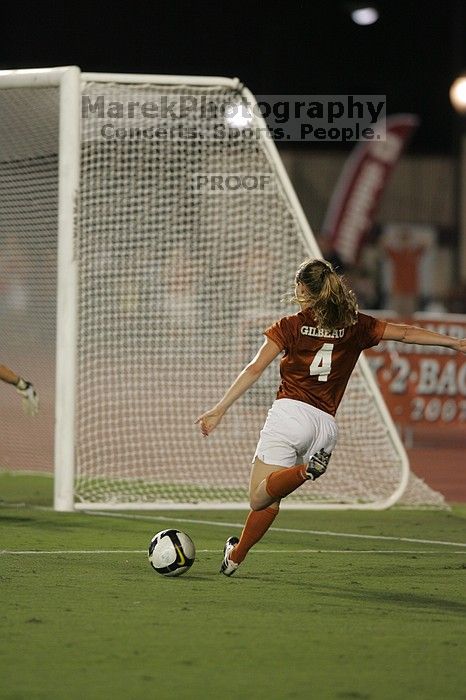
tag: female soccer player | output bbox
[196,259,466,576]
[0,363,39,415]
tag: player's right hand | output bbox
[16,378,39,416]
[195,406,225,437]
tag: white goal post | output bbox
[0,67,445,511]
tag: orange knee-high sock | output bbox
[265,465,307,501]
[231,507,278,564]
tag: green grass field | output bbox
[1,473,465,700]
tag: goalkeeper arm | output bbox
[0,364,39,416]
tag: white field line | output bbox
[85,510,466,549]
[3,503,465,549]
[1,549,465,555]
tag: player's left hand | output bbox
[195,406,225,437]
[16,378,39,416]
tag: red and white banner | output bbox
[365,315,466,434]
[322,114,419,265]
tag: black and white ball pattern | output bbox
[148,529,195,577]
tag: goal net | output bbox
[0,68,446,510]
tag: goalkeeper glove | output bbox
[15,378,39,416]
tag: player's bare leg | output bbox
[249,458,283,511]
[250,457,311,511]
[253,450,332,509]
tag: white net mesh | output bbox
[0,76,446,509]
[0,86,58,474]
[75,80,445,508]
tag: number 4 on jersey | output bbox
[309,343,334,382]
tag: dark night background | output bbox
[2,0,465,154]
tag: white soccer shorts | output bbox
[253,398,338,468]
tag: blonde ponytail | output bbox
[292,259,358,330]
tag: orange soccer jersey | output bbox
[264,309,386,416]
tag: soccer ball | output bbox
[148,529,195,577]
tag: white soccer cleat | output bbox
[220,536,240,576]
[305,448,331,481]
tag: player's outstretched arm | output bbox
[195,337,281,437]
[382,323,466,353]
[0,363,39,416]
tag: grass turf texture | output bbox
[1,474,465,700]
